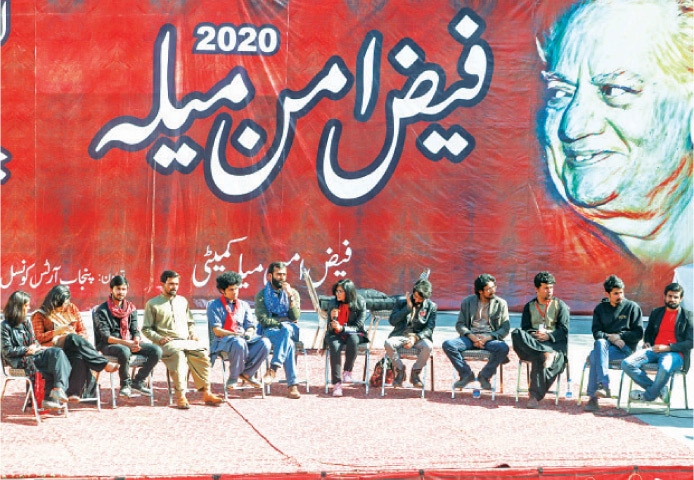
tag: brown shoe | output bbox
[527,396,540,409]
[203,390,224,406]
[263,368,277,385]
[104,362,120,373]
[240,373,262,388]
[287,385,301,399]
[174,394,190,410]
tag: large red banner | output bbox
[1,0,692,313]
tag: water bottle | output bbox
[565,378,573,399]
[472,388,481,399]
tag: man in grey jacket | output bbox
[443,274,510,390]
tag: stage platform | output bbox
[1,312,692,479]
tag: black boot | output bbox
[393,367,406,388]
[411,368,423,388]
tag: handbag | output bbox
[369,356,394,388]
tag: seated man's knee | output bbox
[594,338,609,349]
[497,341,510,354]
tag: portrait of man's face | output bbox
[540,0,692,265]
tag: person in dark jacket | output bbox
[512,271,570,409]
[443,273,510,391]
[324,278,368,397]
[622,282,693,403]
[1,291,71,411]
[583,275,643,412]
[384,278,436,388]
[93,275,162,398]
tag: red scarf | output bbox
[337,303,350,326]
[107,296,136,341]
[221,296,240,333]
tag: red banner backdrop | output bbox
[1,0,691,313]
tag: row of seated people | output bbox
[2,265,692,413]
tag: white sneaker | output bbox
[629,389,645,401]
[342,371,353,383]
[332,382,343,397]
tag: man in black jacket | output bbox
[583,275,643,412]
[384,279,436,388]
[622,283,693,403]
[93,275,162,398]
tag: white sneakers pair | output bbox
[332,370,354,397]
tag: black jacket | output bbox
[93,302,141,351]
[645,307,693,372]
[1,320,36,369]
[592,298,643,352]
[387,297,437,342]
[324,295,369,344]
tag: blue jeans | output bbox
[621,349,683,401]
[442,336,509,380]
[263,322,299,386]
[586,339,631,397]
[213,336,271,382]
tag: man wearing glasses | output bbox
[443,274,510,391]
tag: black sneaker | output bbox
[453,371,475,390]
[583,397,599,412]
[477,376,493,391]
[595,383,611,399]
[410,368,423,388]
[393,368,406,388]
[131,380,153,397]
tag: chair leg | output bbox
[499,364,504,394]
[683,373,689,410]
[430,355,435,393]
[110,371,117,409]
[617,371,626,410]
[302,349,310,393]
[381,355,387,397]
[515,362,522,403]
[364,349,370,395]
[577,361,588,405]
[324,349,330,394]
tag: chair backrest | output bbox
[302,268,328,349]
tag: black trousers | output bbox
[102,342,162,386]
[62,334,109,397]
[326,333,361,385]
[33,347,72,400]
[511,329,565,401]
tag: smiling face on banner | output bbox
[541,0,693,266]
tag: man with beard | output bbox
[539,0,692,267]
[622,283,693,403]
[443,273,510,391]
[254,261,301,399]
[142,270,223,409]
[583,275,643,412]
[512,271,570,409]
[94,275,162,398]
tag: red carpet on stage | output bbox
[1,350,692,479]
